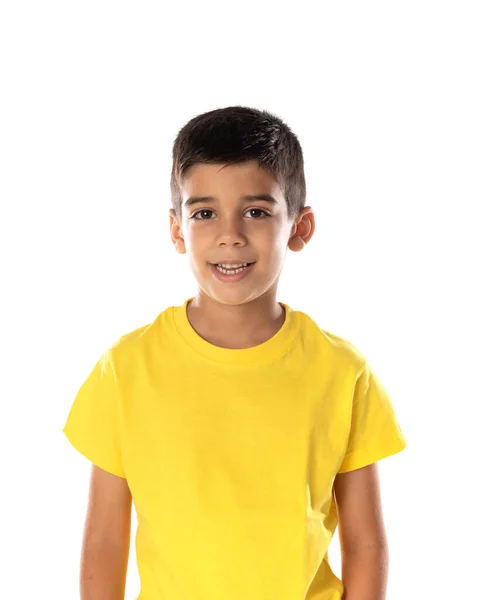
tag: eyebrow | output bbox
[183,194,279,208]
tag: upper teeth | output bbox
[217,263,248,268]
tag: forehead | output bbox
[180,160,284,203]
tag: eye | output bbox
[190,208,271,220]
[244,208,270,219]
[190,209,215,220]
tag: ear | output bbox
[169,208,186,254]
[288,207,315,252]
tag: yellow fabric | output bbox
[63,297,407,600]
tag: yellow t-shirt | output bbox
[63,297,407,600]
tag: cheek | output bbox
[266,236,287,257]
[185,232,211,261]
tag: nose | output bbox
[216,218,247,247]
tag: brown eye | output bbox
[191,209,215,220]
[190,208,270,220]
[245,208,270,219]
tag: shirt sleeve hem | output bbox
[62,426,126,479]
[337,435,407,474]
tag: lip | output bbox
[210,262,256,283]
[210,260,255,265]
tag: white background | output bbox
[1,1,479,598]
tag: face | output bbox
[169,160,314,307]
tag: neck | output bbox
[186,292,285,349]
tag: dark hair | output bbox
[170,106,306,221]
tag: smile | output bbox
[209,262,256,282]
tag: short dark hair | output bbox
[170,106,306,221]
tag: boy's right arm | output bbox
[80,464,132,600]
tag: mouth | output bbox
[211,262,255,268]
[209,262,256,282]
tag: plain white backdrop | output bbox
[1,1,479,598]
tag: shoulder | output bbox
[111,322,153,350]
[107,303,176,356]
[100,304,180,375]
[294,308,366,373]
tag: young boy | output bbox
[63,105,407,600]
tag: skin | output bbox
[80,465,132,599]
[169,159,315,348]
[334,464,389,599]
[170,159,390,597]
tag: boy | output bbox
[63,105,407,600]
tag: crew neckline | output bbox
[172,297,299,366]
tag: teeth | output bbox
[215,263,250,275]
[218,263,248,268]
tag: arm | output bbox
[333,463,389,600]
[80,465,132,600]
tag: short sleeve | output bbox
[337,360,407,473]
[62,349,126,478]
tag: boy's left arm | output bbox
[333,463,389,600]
